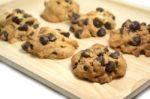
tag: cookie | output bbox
[22,27,78,59]
[41,0,79,22]
[109,20,150,57]
[71,44,127,84]
[70,7,116,39]
[0,9,39,43]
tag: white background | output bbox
[0,0,150,99]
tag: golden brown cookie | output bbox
[109,20,150,57]
[0,9,39,43]
[70,7,116,39]
[41,0,79,22]
[22,27,78,59]
[71,44,127,84]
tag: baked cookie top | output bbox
[22,27,78,59]
[0,9,39,43]
[71,44,127,84]
[109,20,150,57]
[41,0,80,22]
[70,7,116,39]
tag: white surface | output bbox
[0,0,150,99]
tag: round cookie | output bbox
[0,9,39,43]
[71,44,127,84]
[70,7,116,39]
[22,27,78,59]
[41,0,79,22]
[109,20,150,57]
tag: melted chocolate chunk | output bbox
[18,24,28,31]
[60,32,70,37]
[129,21,140,32]
[81,50,90,58]
[12,17,22,24]
[39,35,49,45]
[130,36,141,46]
[96,7,104,12]
[104,22,112,30]
[105,61,116,73]
[110,51,120,59]
[97,28,106,37]
[48,34,57,42]
[22,42,33,51]
[93,18,103,28]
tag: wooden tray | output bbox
[0,0,150,99]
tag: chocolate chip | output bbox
[60,32,70,37]
[104,47,109,52]
[75,29,83,38]
[93,18,103,28]
[141,22,146,26]
[0,31,8,41]
[23,14,32,18]
[96,7,104,12]
[148,24,150,32]
[83,18,88,25]
[48,34,57,42]
[112,15,116,20]
[130,36,141,46]
[105,61,116,73]
[83,66,88,71]
[15,9,23,13]
[70,26,75,32]
[52,52,57,55]
[6,14,12,19]
[122,19,131,27]
[71,12,80,24]
[97,53,105,65]
[104,22,112,30]
[120,28,124,34]
[39,35,49,45]
[18,24,28,31]
[25,21,34,26]
[129,21,140,32]
[110,51,120,59]
[33,24,39,29]
[12,17,22,24]
[97,28,106,37]
[81,50,90,58]
[22,42,33,51]
[65,0,72,4]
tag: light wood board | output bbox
[0,0,150,99]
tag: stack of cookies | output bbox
[0,0,150,84]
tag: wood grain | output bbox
[0,0,150,99]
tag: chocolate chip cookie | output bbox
[109,20,150,57]
[41,0,79,22]
[70,7,116,39]
[71,44,127,84]
[0,9,39,43]
[22,27,78,59]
